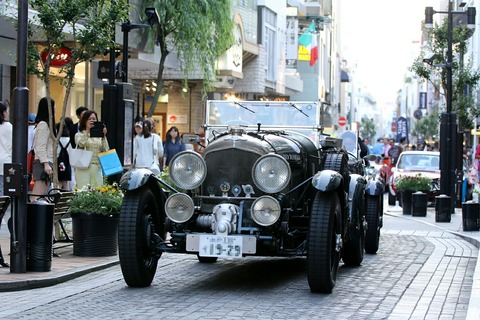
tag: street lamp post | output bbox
[424,2,476,214]
[121,7,160,83]
[102,7,159,170]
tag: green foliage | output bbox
[70,183,124,216]
[410,20,480,130]
[411,110,440,142]
[144,0,234,116]
[396,174,432,192]
[26,0,128,186]
[360,117,376,141]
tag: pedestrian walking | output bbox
[133,118,163,174]
[372,138,384,155]
[163,126,186,169]
[56,117,75,190]
[31,97,55,201]
[71,106,88,148]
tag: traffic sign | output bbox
[338,117,347,126]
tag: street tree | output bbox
[141,0,234,117]
[411,110,439,143]
[360,117,376,142]
[410,20,480,131]
[26,0,128,186]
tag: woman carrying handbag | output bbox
[31,97,55,201]
[133,118,163,174]
[74,110,109,188]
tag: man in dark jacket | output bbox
[71,106,88,148]
[389,137,407,166]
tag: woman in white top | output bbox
[133,118,163,174]
[32,97,55,200]
[0,101,12,196]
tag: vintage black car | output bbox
[118,100,382,293]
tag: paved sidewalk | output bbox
[0,202,479,319]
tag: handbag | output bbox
[70,146,94,169]
[149,136,161,175]
[27,149,35,174]
[98,149,123,176]
[150,162,161,175]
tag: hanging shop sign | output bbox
[41,47,72,67]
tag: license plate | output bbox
[198,235,243,258]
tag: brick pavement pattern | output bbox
[0,228,476,319]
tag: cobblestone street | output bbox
[0,213,477,319]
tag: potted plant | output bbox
[396,174,432,215]
[70,182,123,256]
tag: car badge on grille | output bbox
[220,182,230,197]
[242,184,254,198]
[232,184,241,197]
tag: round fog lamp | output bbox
[165,193,194,223]
[251,196,281,226]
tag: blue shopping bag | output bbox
[98,149,123,176]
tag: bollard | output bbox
[462,201,480,231]
[435,194,451,223]
[27,200,54,272]
[412,191,427,217]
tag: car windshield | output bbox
[205,100,322,145]
[397,153,439,171]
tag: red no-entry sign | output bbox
[338,117,347,126]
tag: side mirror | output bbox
[182,134,201,144]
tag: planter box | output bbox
[72,213,119,257]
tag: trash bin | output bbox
[412,191,427,217]
[435,194,451,223]
[27,200,54,272]
[462,201,480,231]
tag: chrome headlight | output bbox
[251,196,281,226]
[169,151,207,190]
[165,193,194,223]
[252,154,291,193]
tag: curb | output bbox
[0,260,119,293]
[384,211,480,320]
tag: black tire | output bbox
[324,153,349,192]
[365,194,381,254]
[342,184,365,266]
[119,187,163,287]
[197,255,218,263]
[307,191,342,293]
[388,190,396,206]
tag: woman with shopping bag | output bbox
[133,118,163,174]
[74,110,109,188]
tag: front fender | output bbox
[312,170,343,192]
[119,168,157,191]
[348,174,366,202]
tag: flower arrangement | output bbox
[395,174,432,192]
[70,182,123,216]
